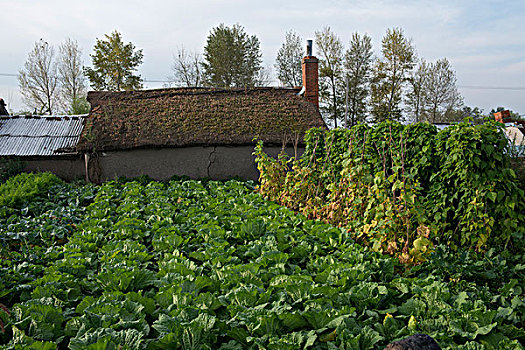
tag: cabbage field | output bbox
[0,173,523,349]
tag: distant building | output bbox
[494,110,512,123]
[494,109,525,154]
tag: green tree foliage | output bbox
[84,30,144,91]
[344,32,374,127]
[69,96,91,114]
[371,28,416,122]
[448,106,486,124]
[203,24,263,87]
[18,39,59,115]
[274,30,303,87]
[315,26,345,128]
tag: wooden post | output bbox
[84,153,90,183]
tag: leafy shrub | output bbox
[0,158,25,183]
[427,120,522,249]
[0,172,63,208]
[510,157,525,192]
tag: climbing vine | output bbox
[255,120,524,260]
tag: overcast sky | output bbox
[1,0,524,115]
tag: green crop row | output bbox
[0,173,523,349]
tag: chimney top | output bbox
[302,41,319,110]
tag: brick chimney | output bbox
[302,40,319,109]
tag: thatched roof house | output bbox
[77,49,324,182]
[77,86,325,153]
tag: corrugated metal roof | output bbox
[0,115,86,156]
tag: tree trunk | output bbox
[332,77,338,128]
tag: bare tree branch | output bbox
[18,39,59,114]
[344,32,374,127]
[170,47,203,87]
[315,26,344,128]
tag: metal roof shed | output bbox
[0,115,87,181]
[0,115,86,156]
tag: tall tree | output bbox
[18,39,59,114]
[58,38,87,113]
[84,30,144,91]
[406,59,428,122]
[423,58,463,123]
[203,24,262,87]
[315,26,344,128]
[274,30,303,87]
[371,27,416,122]
[170,46,203,87]
[344,32,373,127]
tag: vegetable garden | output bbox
[0,120,524,349]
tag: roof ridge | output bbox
[88,87,302,102]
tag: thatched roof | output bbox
[76,87,326,152]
